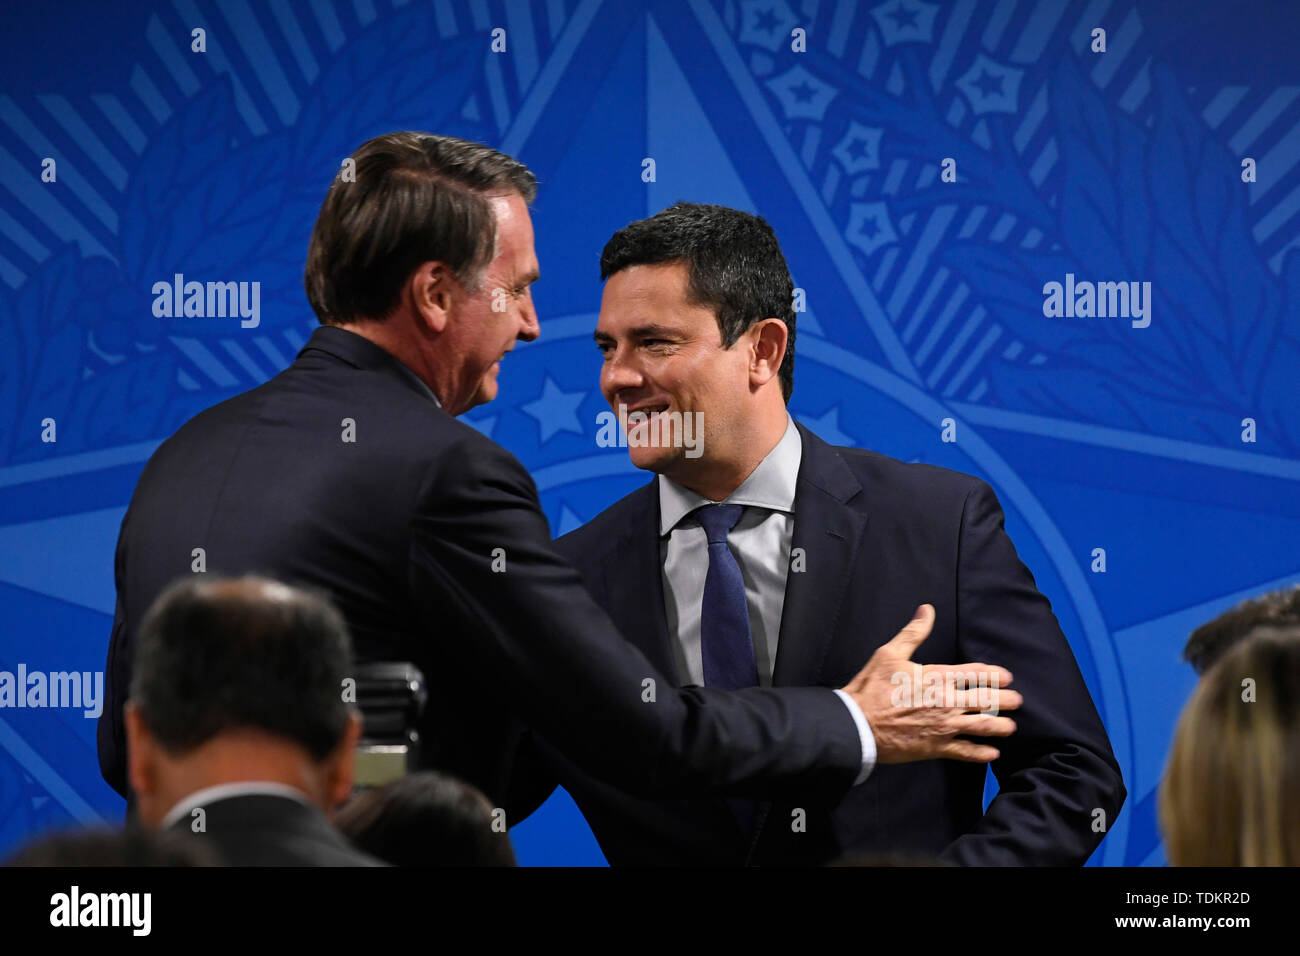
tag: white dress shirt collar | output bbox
[658,414,801,535]
[160,781,312,829]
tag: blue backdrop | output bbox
[1,0,1297,866]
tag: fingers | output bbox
[886,604,935,658]
[937,740,1001,763]
[922,662,1014,687]
[956,713,1017,737]
[944,688,1023,711]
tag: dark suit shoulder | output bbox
[554,480,654,562]
[139,347,502,502]
[171,794,385,867]
[821,441,988,509]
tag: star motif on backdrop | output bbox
[738,0,799,52]
[885,3,919,30]
[765,65,838,121]
[869,0,939,46]
[955,53,1024,115]
[522,376,587,444]
[971,69,1004,99]
[832,121,884,173]
[797,406,857,447]
[789,80,817,103]
[753,8,779,34]
[555,504,587,537]
[460,414,497,440]
[844,201,898,256]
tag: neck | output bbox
[333,316,453,407]
[671,403,789,501]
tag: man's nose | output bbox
[601,346,645,397]
[517,296,540,342]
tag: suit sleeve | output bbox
[939,480,1126,865]
[499,727,562,823]
[97,510,132,799]
[407,432,862,801]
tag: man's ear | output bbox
[407,261,456,334]
[748,318,788,391]
[123,702,155,799]
[323,711,364,813]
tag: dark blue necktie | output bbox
[695,503,759,692]
[695,503,761,846]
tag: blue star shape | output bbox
[752,7,780,33]
[555,503,587,536]
[459,414,497,439]
[798,406,857,447]
[850,137,875,160]
[886,2,919,29]
[971,68,1004,99]
[790,80,817,103]
[522,376,586,443]
[858,214,881,239]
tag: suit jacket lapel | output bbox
[602,481,680,685]
[771,424,869,689]
[747,425,869,863]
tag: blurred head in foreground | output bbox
[1160,625,1300,865]
[336,771,516,866]
[125,575,362,827]
[4,826,216,867]
[1182,584,1300,676]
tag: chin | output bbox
[628,445,679,474]
[469,376,499,410]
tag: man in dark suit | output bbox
[523,202,1125,865]
[126,575,381,866]
[100,133,1021,822]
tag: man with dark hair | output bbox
[520,202,1125,865]
[597,201,798,402]
[124,576,381,866]
[1182,585,1300,675]
[99,134,1020,827]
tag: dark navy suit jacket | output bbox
[97,326,863,813]
[524,424,1125,865]
[167,794,384,867]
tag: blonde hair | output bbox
[1159,626,1300,865]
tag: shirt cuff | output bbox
[831,688,876,785]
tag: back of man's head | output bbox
[1183,585,1300,675]
[126,576,359,824]
[305,131,537,324]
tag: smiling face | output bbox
[440,192,541,413]
[595,262,761,483]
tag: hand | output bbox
[840,604,1022,764]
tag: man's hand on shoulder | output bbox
[840,604,1022,764]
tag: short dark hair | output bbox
[599,202,797,402]
[305,131,537,324]
[1184,585,1300,675]
[129,576,354,761]
[336,771,516,866]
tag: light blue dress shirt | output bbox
[658,414,876,784]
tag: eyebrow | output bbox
[593,323,683,343]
